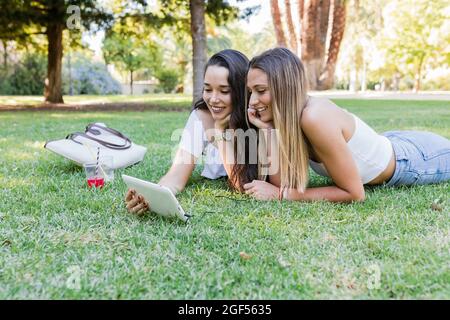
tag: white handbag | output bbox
[44,122,147,169]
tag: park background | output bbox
[0,0,449,104]
[0,0,449,299]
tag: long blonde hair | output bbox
[249,48,310,192]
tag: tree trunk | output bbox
[44,23,64,103]
[130,70,134,95]
[349,67,357,92]
[298,0,304,49]
[361,62,366,92]
[284,0,298,54]
[318,0,346,90]
[190,0,207,102]
[301,0,322,89]
[270,0,287,47]
[1,39,7,70]
[392,73,400,91]
[68,49,73,96]
[299,0,305,20]
[414,54,425,93]
[319,0,331,52]
[178,60,189,94]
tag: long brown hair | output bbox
[248,47,310,192]
[192,49,258,189]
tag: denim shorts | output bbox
[382,131,450,186]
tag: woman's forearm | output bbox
[284,185,365,203]
[158,173,185,195]
[158,150,196,195]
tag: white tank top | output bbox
[309,112,393,184]
[178,110,227,179]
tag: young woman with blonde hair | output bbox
[218,47,450,202]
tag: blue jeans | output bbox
[382,131,450,186]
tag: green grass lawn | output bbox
[0,99,449,299]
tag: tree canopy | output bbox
[0,0,114,103]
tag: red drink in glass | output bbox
[87,177,105,188]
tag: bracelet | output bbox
[213,130,233,143]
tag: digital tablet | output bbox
[122,174,190,222]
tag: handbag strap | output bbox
[86,123,131,143]
[66,124,132,150]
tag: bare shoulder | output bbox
[301,96,356,145]
[301,97,339,131]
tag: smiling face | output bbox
[246,68,273,123]
[202,65,233,121]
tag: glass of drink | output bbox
[83,156,114,188]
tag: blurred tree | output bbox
[153,11,255,95]
[190,0,208,101]
[0,54,47,95]
[381,0,449,92]
[206,19,233,55]
[0,0,115,103]
[338,0,386,92]
[62,52,121,95]
[269,0,347,90]
[155,68,180,93]
[103,20,163,95]
[208,23,276,59]
[155,0,254,101]
[315,0,345,90]
[284,0,297,53]
[0,0,256,101]
[154,30,191,93]
[270,0,287,47]
[1,40,8,70]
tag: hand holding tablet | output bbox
[122,174,190,222]
[125,189,150,216]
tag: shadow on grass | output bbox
[0,102,191,112]
[45,160,82,175]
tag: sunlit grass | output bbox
[0,99,449,299]
[0,93,192,107]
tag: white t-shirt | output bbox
[178,110,227,179]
